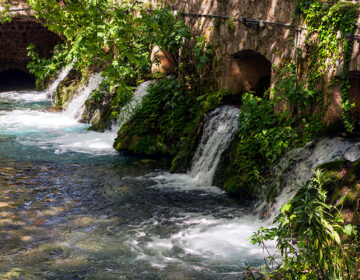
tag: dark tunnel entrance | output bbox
[0,18,61,91]
[225,50,272,97]
[0,69,36,91]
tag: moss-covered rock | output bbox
[114,77,200,158]
[114,132,168,156]
[316,158,360,226]
[223,175,248,196]
[56,68,86,109]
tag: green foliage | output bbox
[27,43,69,89]
[251,170,358,279]
[0,0,12,23]
[114,77,199,157]
[220,60,335,197]
[27,0,214,127]
[226,17,236,34]
[225,1,359,197]
[272,62,325,142]
[26,1,169,95]
[295,0,359,132]
[230,93,298,194]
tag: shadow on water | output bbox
[0,157,255,280]
[0,69,35,91]
[0,81,264,279]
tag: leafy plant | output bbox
[27,43,69,89]
[226,17,236,34]
[114,77,198,156]
[251,170,358,279]
[295,0,359,132]
[225,92,298,195]
[0,0,11,23]
[27,1,214,119]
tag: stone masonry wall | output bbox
[145,0,360,124]
[148,0,299,89]
[0,20,60,72]
[0,1,59,73]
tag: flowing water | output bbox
[189,106,240,186]
[2,76,360,279]
[265,137,360,220]
[0,82,270,279]
[47,64,74,104]
[64,73,102,120]
[116,80,156,128]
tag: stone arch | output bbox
[223,50,272,97]
[0,19,61,74]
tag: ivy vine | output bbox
[295,0,359,132]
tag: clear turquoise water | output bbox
[0,89,268,280]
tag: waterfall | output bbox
[112,80,155,131]
[265,137,360,220]
[47,63,73,103]
[64,73,102,120]
[189,105,240,185]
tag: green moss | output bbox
[132,135,168,156]
[317,159,348,172]
[56,68,87,109]
[114,77,199,158]
[266,184,279,203]
[223,175,254,198]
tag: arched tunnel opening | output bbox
[349,71,360,120]
[0,19,61,91]
[0,69,35,91]
[225,50,272,98]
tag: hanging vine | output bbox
[295,0,359,132]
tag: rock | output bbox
[150,46,177,74]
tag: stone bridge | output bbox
[1,0,360,122]
[147,0,360,123]
[0,0,60,88]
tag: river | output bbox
[0,88,267,279]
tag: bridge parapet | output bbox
[1,0,34,18]
[145,0,360,124]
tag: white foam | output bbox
[0,90,48,102]
[189,105,240,185]
[0,110,79,132]
[64,73,102,120]
[47,63,74,102]
[37,130,117,155]
[148,172,225,194]
[138,215,276,267]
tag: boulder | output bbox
[150,46,177,74]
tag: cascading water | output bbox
[2,69,360,279]
[264,137,360,220]
[64,73,102,120]
[0,71,118,162]
[115,80,155,129]
[189,105,240,185]
[130,105,275,274]
[47,63,73,103]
